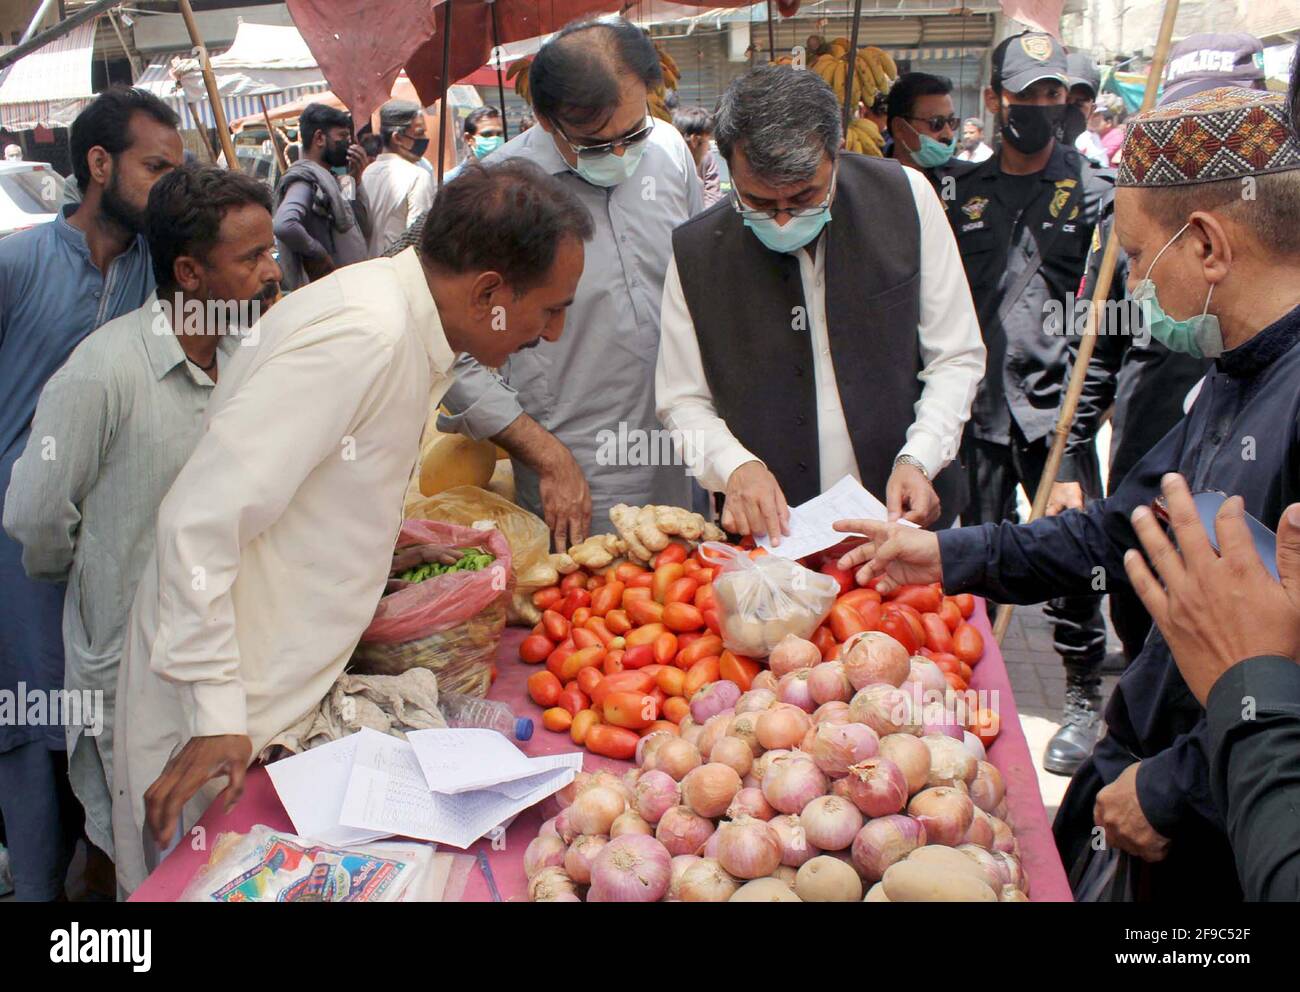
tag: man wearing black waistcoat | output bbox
[655,65,985,539]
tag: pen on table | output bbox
[477,848,502,902]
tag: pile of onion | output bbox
[714,816,783,879]
[809,721,879,777]
[587,835,672,902]
[761,754,829,814]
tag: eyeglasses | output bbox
[907,115,961,133]
[554,115,655,160]
[729,165,838,222]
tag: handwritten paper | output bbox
[265,733,392,848]
[757,475,917,561]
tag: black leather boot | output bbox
[1044,672,1102,776]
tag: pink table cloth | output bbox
[132,598,1071,902]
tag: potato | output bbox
[864,882,890,902]
[730,877,803,902]
[905,845,994,886]
[881,860,997,902]
[794,856,863,902]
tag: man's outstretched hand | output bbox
[144,734,252,848]
[832,518,943,592]
[1123,473,1300,705]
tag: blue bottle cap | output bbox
[515,717,534,741]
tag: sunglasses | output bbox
[554,114,655,160]
[730,163,839,222]
[907,114,962,133]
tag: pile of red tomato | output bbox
[517,544,994,760]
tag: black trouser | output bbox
[961,424,1107,681]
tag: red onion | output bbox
[587,834,672,902]
[524,833,568,879]
[963,807,995,849]
[810,721,880,777]
[611,810,654,838]
[919,694,965,741]
[554,808,578,844]
[922,734,978,787]
[725,712,762,755]
[637,730,675,769]
[904,656,948,696]
[681,762,743,819]
[538,816,558,839]
[634,769,680,824]
[554,772,591,810]
[956,844,1007,890]
[678,857,740,902]
[770,813,820,867]
[808,661,853,705]
[768,633,821,677]
[727,786,775,821]
[849,683,919,736]
[655,805,715,856]
[799,795,864,852]
[851,815,926,883]
[989,815,1016,854]
[528,866,580,902]
[690,679,741,723]
[813,700,852,725]
[667,854,702,900]
[709,735,754,778]
[996,851,1028,893]
[970,761,1005,813]
[715,816,783,879]
[777,670,817,713]
[697,711,736,757]
[844,757,908,817]
[586,771,634,805]
[751,749,790,782]
[755,705,811,750]
[962,731,987,762]
[678,717,704,750]
[655,738,703,782]
[830,776,854,800]
[761,754,829,814]
[877,733,931,795]
[569,785,626,836]
[736,687,778,714]
[563,833,608,884]
[843,631,911,690]
[703,828,721,859]
[751,670,780,693]
[798,725,819,752]
[907,786,975,847]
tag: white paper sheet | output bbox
[406,727,550,794]
[757,475,917,561]
[265,733,392,848]
[337,728,581,848]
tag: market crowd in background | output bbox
[0,15,1298,904]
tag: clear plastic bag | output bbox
[406,485,557,625]
[698,542,839,658]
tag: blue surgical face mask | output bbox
[744,208,832,254]
[1132,222,1224,359]
[473,134,504,159]
[569,140,647,187]
[903,120,957,168]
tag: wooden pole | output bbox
[765,0,775,61]
[437,0,454,185]
[489,0,509,141]
[259,94,288,173]
[841,0,864,133]
[0,0,119,72]
[992,0,1182,644]
[177,0,239,171]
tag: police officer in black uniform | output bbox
[945,31,1114,775]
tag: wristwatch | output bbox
[893,454,930,481]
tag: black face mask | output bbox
[1001,103,1067,155]
[323,138,350,168]
[405,135,430,159]
[1061,104,1089,146]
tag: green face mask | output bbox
[902,119,956,168]
[473,134,504,159]
[1132,222,1224,359]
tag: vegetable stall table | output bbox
[130,599,1071,902]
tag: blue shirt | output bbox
[0,206,153,751]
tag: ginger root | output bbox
[569,533,626,570]
[610,503,724,563]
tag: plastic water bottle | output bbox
[440,692,533,741]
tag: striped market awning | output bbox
[0,19,97,130]
[136,57,329,130]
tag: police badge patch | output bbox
[1021,35,1053,62]
[1050,178,1080,220]
[961,196,989,220]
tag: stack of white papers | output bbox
[756,475,918,561]
[266,727,583,850]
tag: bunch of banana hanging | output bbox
[649,44,680,122]
[845,117,886,156]
[811,41,898,109]
[507,57,533,104]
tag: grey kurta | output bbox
[2,296,234,855]
[438,119,705,534]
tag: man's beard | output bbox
[100,170,147,234]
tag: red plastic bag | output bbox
[360,520,512,645]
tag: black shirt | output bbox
[1206,656,1300,901]
[945,142,1115,454]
